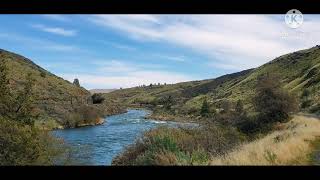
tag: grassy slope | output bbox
[209,115,320,165]
[105,46,320,119]
[0,49,91,126]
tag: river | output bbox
[53,109,195,165]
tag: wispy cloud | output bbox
[92,59,167,74]
[0,32,80,52]
[42,15,69,22]
[97,40,137,51]
[60,71,193,89]
[89,15,163,40]
[88,15,320,70]
[153,54,186,62]
[58,59,193,89]
[31,24,77,37]
[94,60,138,73]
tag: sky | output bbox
[0,14,320,89]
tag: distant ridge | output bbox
[90,89,117,94]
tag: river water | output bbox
[53,109,194,165]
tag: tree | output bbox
[91,93,105,104]
[73,78,80,87]
[0,117,66,165]
[0,61,36,125]
[200,98,210,117]
[163,95,173,110]
[14,73,37,125]
[0,61,67,165]
[253,73,298,123]
[301,89,312,108]
[302,89,310,98]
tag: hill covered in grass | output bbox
[0,49,125,129]
[105,46,320,121]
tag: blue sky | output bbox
[0,15,319,89]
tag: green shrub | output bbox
[40,71,46,78]
[91,93,105,104]
[253,73,298,124]
[200,98,210,117]
[112,124,245,165]
[0,118,67,165]
[301,99,312,109]
[62,105,102,128]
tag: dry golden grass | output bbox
[209,115,320,165]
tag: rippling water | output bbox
[53,109,193,165]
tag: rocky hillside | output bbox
[105,45,320,119]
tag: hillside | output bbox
[90,89,117,94]
[0,49,125,129]
[105,46,320,121]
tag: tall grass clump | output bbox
[112,123,246,165]
[210,115,320,165]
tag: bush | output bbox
[0,118,67,165]
[301,99,312,109]
[112,123,245,165]
[40,71,46,78]
[91,93,105,104]
[62,105,102,128]
[200,98,210,117]
[253,73,298,124]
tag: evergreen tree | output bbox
[164,95,173,110]
[73,78,80,87]
[200,98,210,117]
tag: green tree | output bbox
[0,118,66,165]
[91,93,105,104]
[253,73,298,123]
[0,60,68,165]
[200,98,210,117]
[302,89,310,98]
[73,78,80,87]
[0,61,36,126]
[163,95,173,110]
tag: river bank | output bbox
[38,107,128,131]
[52,109,186,165]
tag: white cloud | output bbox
[153,54,186,62]
[94,60,138,73]
[60,71,192,89]
[42,15,69,22]
[0,32,80,52]
[89,15,162,40]
[58,59,193,89]
[31,24,77,36]
[88,15,320,70]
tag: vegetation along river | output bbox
[53,109,196,165]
